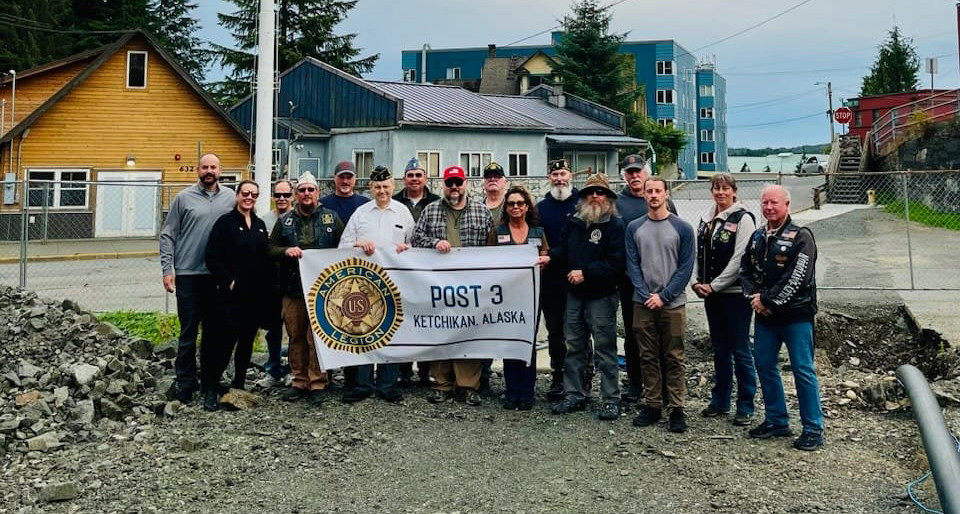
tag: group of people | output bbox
[159,151,824,452]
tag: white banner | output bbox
[298,245,540,370]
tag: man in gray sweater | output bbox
[625,176,695,433]
[159,153,235,403]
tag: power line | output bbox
[727,87,821,111]
[685,0,816,56]
[501,0,635,48]
[728,112,823,129]
[725,66,866,76]
[0,14,131,34]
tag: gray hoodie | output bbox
[159,183,235,276]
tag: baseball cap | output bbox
[620,154,646,171]
[334,161,356,176]
[443,165,466,181]
[483,162,505,178]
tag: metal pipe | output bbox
[253,0,276,212]
[897,364,960,514]
[8,70,15,182]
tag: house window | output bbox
[508,152,528,177]
[656,61,674,75]
[699,85,715,97]
[416,151,441,178]
[459,152,493,177]
[700,152,715,164]
[658,119,675,128]
[353,150,374,178]
[700,107,714,119]
[27,169,89,209]
[570,152,606,174]
[445,67,461,80]
[126,51,148,89]
[403,69,417,82]
[656,89,675,104]
[218,171,241,185]
[298,158,320,176]
[700,129,715,141]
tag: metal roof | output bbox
[482,95,622,135]
[368,81,548,130]
[546,134,648,148]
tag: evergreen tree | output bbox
[0,0,74,71]
[210,0,379,108]
[71,0,153,52]
[860,26,920,96]
[148,0,205,81]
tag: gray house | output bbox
[229,58,647,180]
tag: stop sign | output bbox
[834,107,853,124]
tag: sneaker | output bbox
[700,405,729,418]
[427,389,452,403]
[597,402,621,421]
[464,389,482,406]
[341,389,372,404]
[748,422,794,439]
[308,389,327,406]
[632,406,662,427]
[551,397,587,415]
[202,390,220,412]
[516,399,534,411]
[256,375,284,389]
[793,432,824,451]
[668,409,688,433]
[280,387,306,402]
[732,412,755,426]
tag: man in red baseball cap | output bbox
[412,165,493,406]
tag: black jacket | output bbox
[268,206,343,298]
[205,209,271,313]
[393,187,440,222]
[740,216,818,325]
[549,214,625,300]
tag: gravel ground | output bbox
[1,302,945,514]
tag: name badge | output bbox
[497,234,511,243]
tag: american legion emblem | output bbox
[307,258,403,353]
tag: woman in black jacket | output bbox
[202,180,270,411]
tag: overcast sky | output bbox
[196,0,959,149]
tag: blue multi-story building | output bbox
[696,63,727,173]
[401,34,728,178]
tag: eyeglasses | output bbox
[444,178,464,187]
[297,187,317,193]
[273,192,292,199]
[505,201,526,208]
[405,172,424,178]
[239,191,259,199]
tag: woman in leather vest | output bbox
[692,173,758,426]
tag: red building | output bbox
[848,89,954,144]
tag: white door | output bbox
[95,171,162,237]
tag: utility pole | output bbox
[826,81,834,142]
[254,0,276,212]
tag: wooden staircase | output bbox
[827,136,866,204]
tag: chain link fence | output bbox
[0,171,955,313]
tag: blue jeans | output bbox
[353,363,400,397]
[753,320,824,435]
[705,294,756,415]
[504,345,537,402]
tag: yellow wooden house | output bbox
[0,30,250,239]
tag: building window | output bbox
[126,51,148,89]
[855,111,863,127]
[459,152,493,177]
[298,158,320,176]
[416,151,441,178]
[700,107,714,119]
[403,69,417,82]
[564,152,605,174]
[656,89,675,104]
[218,171,241,185]
[700,152,715,164]
[353,150,374,178]
[700,129,715,141]
[445,67,461,80]
[507,152,528,177]
[658,119,675,128]
[656,61,674,75]
[699,84,715,97]
[27,169,89,209]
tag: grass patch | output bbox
[883,200,960,231]
[98,311,180,346]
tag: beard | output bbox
[444,190,463,206]
[550,183,573,201]
[576,198,615,226]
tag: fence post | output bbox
[18,179,27,288]
[902,172,915,290]
[41,182,49,243]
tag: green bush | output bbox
[98,311,180,346]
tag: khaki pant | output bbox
[633,304,686,409]
[431,360,482,392]
[283,297,328,391]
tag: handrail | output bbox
[871,89,960,152]
[897,364,960,514]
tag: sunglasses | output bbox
[505,200,526,207]
[239,191,259,199]
[444,178,464,187]
[297,187,317,193]
[273,192,292,199]
[405,172,424,178]
[587,190,607,197]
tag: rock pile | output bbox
[0,287,172,458]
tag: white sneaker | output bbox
[255,376,283,388]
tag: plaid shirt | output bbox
[413,196,492,248]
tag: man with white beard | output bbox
[536,159,581,402]
[549,173,625,421]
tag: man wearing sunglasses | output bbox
[394,157,440,223]
[412,165,494,406]
[257,179,294,388]
[269,172,344,405]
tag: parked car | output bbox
[799,156,828,174]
